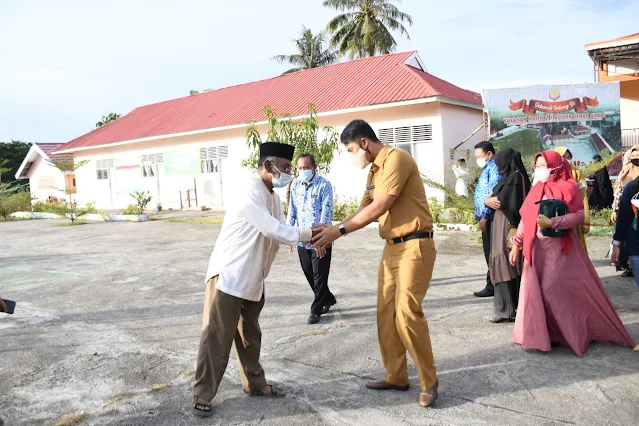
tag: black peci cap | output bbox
[259,142,295,160]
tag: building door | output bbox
[200,146,228,207]
[142,164,160,205]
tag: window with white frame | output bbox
[377,125,433,165]
[95,159,113,180]
[142,153,163,178]
[200,145,229,174]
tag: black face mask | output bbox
[631,159,639,167]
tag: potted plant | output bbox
[156,202,162,212]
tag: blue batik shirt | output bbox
[474,159,502,221]
[287,174,334,249]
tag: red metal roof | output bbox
[55,51,481,153]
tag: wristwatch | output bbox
[339,224,348,236]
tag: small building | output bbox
[14,143,74,203]
[570,125,591,136]
[53,51,484,210]
[586,33,639,147]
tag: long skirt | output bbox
[489,210,522,320]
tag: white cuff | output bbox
[299,228,312,243]
[613,240,622,246]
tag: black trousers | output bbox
[482,218,494,290]
[298,246,336,315]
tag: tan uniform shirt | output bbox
[360,145,433,240]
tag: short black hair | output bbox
[458,158,466,164]
[298,153,316,167]
[474,141,495,154]
[593,154,603,161]
[340,119,379,145]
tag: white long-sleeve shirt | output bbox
[452,165,470,197]
[205,175,312,301]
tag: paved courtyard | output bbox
[1,218,638,425]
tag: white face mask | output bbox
[271,166,292,188]
[476,157,487,168]
[533,167,552,184]
[350,146,371,169]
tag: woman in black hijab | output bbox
[588,155,614,210]
[483,148,531,322]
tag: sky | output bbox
[1,0,638,143]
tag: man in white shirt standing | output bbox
[192,142,315,417]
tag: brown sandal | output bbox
[244,383,285,397]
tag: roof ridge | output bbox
[133,51,417,109]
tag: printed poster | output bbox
[482,82,622,175]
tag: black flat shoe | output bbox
[474,288,494,298]
[485,316,515,323]
[321,305,330,314]
[307,314,320,324]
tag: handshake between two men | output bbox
[288,223,342,258]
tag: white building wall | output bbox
[27,156,67,202]
[72,101,481,210]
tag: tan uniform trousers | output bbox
[193,276,267,401]
[377,238,437,390]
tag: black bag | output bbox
[536,199,567,237]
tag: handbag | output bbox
[536,198,568,237]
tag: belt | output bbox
[390,232,433,244]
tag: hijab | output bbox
[554,146,583,184]
[589,156,614,210]
[519,151,583,262]
[619,145,639,186]
[492,148,532,227]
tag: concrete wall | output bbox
[27,156,68,202]
[72,101,482,210]
[621,79,639,130]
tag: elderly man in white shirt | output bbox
[192,142,314,417]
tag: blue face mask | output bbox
[271,166,292,188]
[300,170,314,182]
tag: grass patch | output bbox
[167,216,224,225]
[304,330,326,336]
[183,370,195,377]
[102,392,136,407]
[53,412,88,426]
[151,383,169,392]
[59,220,88,227]
[588,226,613,237]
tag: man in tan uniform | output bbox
[312,119,438,407]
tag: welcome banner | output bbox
[482,82,622,174]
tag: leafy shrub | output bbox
[122,204,138,215]
[130,191,152,214]
[84,202,98,214]
[590,208,613,227]
[0,188,32,220]
[429,197,444,223]
[333,196,359,222]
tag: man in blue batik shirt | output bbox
[473,141,502,298]
[287,154,337,324]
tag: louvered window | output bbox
[142,153,164,164]
[377,125,434,168]
[96,159,113,180]
[201,145,228,173]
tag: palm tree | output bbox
[323,0,413,58]
[96,112,121,128]
[271,26,338,74]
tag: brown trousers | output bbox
[377,238,437,390]
[193,277,267,401]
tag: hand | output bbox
[287,246,293,255]
[509,246,519,267]
[611,244,620,265]
[484,197,501,210]
[583,225,590,234]
[479,218,488,232]
[537,214,552,230]
[311,225,341,256]
[611,211,617,223]
[315,245,327,259]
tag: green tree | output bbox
[242,104,339,175]
[96,113,121,128]
[0,140,32,184]
[271,26,338,74]
[189,89,212,96]
[0,183,31,221]
[323,0,413,58]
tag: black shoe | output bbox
[307,314,320,324]
[474,287,494,298]
[321,305,330,314]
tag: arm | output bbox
[286,182,298,226]
[613,185,634,243]
[320,182,334,225]
[342,194,397,233]
[239,189,311,245]
[612,181,623,212]
[513,220,524,247]
[550,209,585,230]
